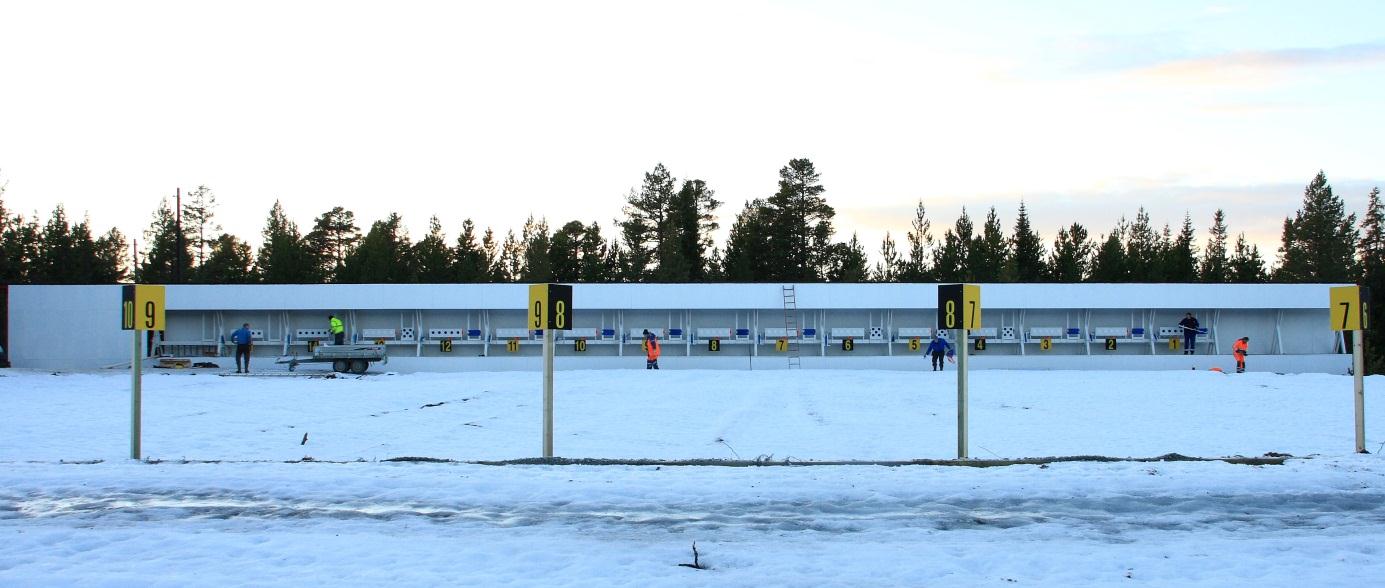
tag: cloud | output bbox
[1133,42,1385,85]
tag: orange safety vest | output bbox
[645,338,661,360]
[1233,339,1248,357]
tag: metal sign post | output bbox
[1329,285,1369,453]
[122,284,165,460]
[939,284,981,459]
[529,283,572,458]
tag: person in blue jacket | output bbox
[230,323,254,373]
[926,335,955,371]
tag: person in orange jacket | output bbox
[642,329,661,369]
[1233,336,1249,373]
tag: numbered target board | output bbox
[121,285,165,331]
[937,284,981,331]
[529,283,573,330]
[1330,286,1370,331]
[708,339,721,352]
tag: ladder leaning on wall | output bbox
[782,284,801,369]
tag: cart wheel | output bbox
[333,359,349,373]
[349,359,369,374]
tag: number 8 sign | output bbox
[528,284,574,330]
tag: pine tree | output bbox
[1163,213,1199,282]
[0,197,41,283]
[1123,208,1159,281]
[92,227,128,282]
[412,216,453,283]
[658,179,720,282]
[1048,223,1092,282]
[579,222,610,283]
[342,213,414,283]
[899,201,934,282]
[722,200,773,282]
[35,205,78,283]
[1089,221,1128,282]
[619,164,676,281]
[140,198,194,283]
[480,227,504,281]
[873,232,902,282]
[969,207,1008,282]
[452,219,489,282]
[1277,171,1359,282]
[303,207,360,281]
[255,200,315,284]
[1008,201,1046,282]
[765,158,835,281]
[498,230,524,282]
[520,215,551,282]
[1357,187,1384,372]
[548,220,586,283]
[933,208,973,282]
[1229,233,1267,282]
[181,185,219,268]
[825,233,869,282]
[1200,209,1229,283]
[197,234,255,284]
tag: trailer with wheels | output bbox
[276,344,388,374]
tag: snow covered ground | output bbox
[2,367,1384,586]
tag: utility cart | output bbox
[276,344,388,374]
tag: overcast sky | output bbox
[1,0,1382,264]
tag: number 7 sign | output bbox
[1330,286,1369,331]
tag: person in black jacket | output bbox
[1178,313,1200,355]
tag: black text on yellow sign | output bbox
[1330,285,1371,331]
[908,338,920,351]
[440,339,453,353]
[574,339,587,352]
[528,283,573,330]
[842,338,854,351]
[120,284,166,331]
[937,284,981,330]
[506,339,520,353]
[775,338,788,352]
[1168,337,1180,350]
[708,339,720,352]
[1040,337,1051,351]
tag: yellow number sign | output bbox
[1168,337,1180,351]
[506,339,520,353]
[775,338,788,352]
[908,337,920,351]
[120,284,166,331]
[574,339,587,352]
[937,284,981,330]
[1330,286,1370,331]
[708,339,720,352]
[974,337,986,351]
[1040,337,1051,351]
[1105,338,1117,351]
[528,284,574,330]
[440,339,453,353]
[842,338,854,351]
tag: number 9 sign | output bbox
[120,285,165,331]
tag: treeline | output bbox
[2,163,1377,291]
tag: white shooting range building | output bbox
[1,283,1355,373]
